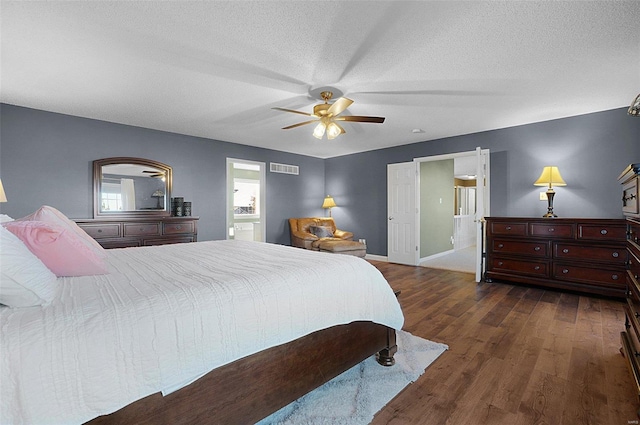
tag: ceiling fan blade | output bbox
[272,107,312,116]
[282,120,318,130]
[335,115,385,123]
[327,97,354,116]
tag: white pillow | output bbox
[0,214,14,223]
[0,225,59,308]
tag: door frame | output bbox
[226,158,266,242]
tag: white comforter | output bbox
[0,240,404,424]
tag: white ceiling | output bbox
[1,1,639,159]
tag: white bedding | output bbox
[0,240,404,424]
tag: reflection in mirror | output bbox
[101,164,166,212]
[93,158,172,217]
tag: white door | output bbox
[475,147,490,282]
[387,162,417,265]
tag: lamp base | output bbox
[542,189,558,218]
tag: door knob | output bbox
[388,216,394,220]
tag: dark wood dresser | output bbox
[618,164,640,402]
[75,216,198,249]
[485,217,627,298]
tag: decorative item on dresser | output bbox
[75,216,198,249]
[485,217,627,298]
[617,164,640,407]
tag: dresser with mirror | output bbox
[75,157,198,248]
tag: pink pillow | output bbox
[18,205,107,259]
[2,221,108,277]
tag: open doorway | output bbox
[414,149,489,280]
[226,158,266,242]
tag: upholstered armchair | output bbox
[288,217,354,250]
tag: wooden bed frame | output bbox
[86,321,397,424]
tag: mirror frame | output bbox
[93,157,173,218]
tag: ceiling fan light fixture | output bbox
[313,122,326,139]
[326,122,341,140]
[629,93,640,116]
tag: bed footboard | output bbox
[86,322,396,425]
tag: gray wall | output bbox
[0,104,325,245]
[2,104,639,255]
[326,107,640,256]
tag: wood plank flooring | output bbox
[369,261,639,425]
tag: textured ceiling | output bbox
[1,1,639,159]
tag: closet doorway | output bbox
[226,158,266,242]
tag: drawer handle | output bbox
[562,248,569,254]
[498,243,504,248]
[635,312,640,319]
[562,269,569,274]
[97,229,103,233]
[498,261,503,266]
[534,266,540,271]
[548,228,555,232]
[176,225,182,230]
[600,229,608,235]
[612,252,619,258]
[505,226,511,231]
[534,246,541,251]
[612,274,619,280]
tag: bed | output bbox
[1,239,404,424]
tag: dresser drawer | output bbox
[489,257,549,277]
[144,236,195,246]
[628,249,640,281]
[488,222,527,236]
[629,221,640,247]
[554,243,627,265]
[124,223,161,236]
[163,221,195,235]
[553,263,624,288]
[577,223,626,241]
[529,223,574,239]
[491,239,549,258]
[79,223,121,239]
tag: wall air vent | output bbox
[270,162,299,175]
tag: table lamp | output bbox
[534,166,566,218]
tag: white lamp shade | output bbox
[326,122,341,140]
[313,122,326,139]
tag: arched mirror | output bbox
[93,157,172,217]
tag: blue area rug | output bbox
[256,330,448,425]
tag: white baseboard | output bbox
[365,254,387,262]
[419,249,455,263]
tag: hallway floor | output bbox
[419,245,476,273]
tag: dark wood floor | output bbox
[369,261,639,425]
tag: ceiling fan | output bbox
[272,91,385,140]
[142,170,165,178]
